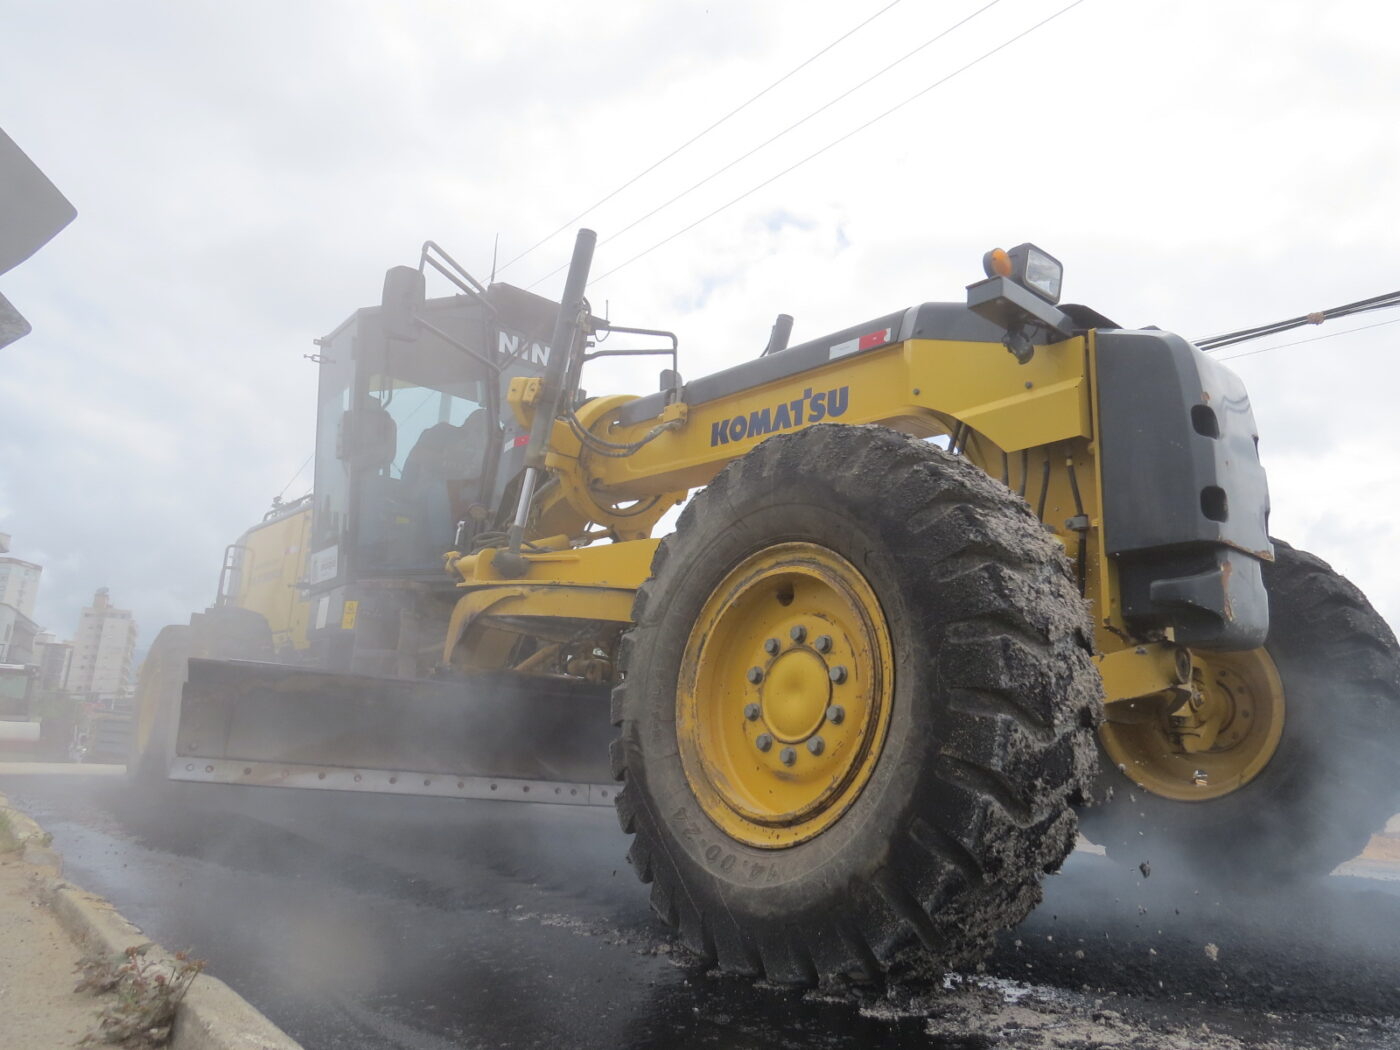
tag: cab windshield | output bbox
[309,305,499,586]
[367,374,488,483]
[353,335,494,575]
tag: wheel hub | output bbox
[1099,648,1285,802]
[760,648,832,742]
[677,542,894,849]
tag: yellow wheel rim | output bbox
[677,542,894,849]
[1100,648,1286,802]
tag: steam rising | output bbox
[4,772,1396,1050]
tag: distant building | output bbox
[0,603,40,665]
[32,632,73,693]
[65,588,138,698]
[0,556,41,620]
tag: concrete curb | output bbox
[0,791,303,1050]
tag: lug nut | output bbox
[826,704,845,725]
[764,637,780,655]
[814,634,833,653]
[807,736,825,756]
[755,733,773,752]
[829,665,848,684]
[747,666,764,684]
[743,702,761,721]
[790,625,807,643]
[779,747,797,766]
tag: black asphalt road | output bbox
[4,773,1398,1049]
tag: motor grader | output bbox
[132,232,1400,983]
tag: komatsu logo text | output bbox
[710,386,850,446]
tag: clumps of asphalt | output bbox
[979,852,1400,1027]
[835,974,1264,1050]
[787,965,1400,1050]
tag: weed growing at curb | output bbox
[0,809,53,852]
[76,943,205,1047]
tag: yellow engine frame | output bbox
[444,331,1190,709]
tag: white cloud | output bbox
[1,0,1397,645]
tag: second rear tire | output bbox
[1082,540,1400,881]
[127,607,274,786]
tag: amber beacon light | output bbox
[982,243,1063,305]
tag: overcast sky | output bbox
[2,0,1397,651]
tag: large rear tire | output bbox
[127,625,191,785]
[127,608,273,786]
[1082,540,1400,880]
[611,425,1101,983]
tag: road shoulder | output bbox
[0,790,303,1050]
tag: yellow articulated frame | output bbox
[583,337,1091,499]
[449,332,1147,672]
[1096,643,1191,704]
[450,537,661,590]
[505,385,688,542]
[442,539,660,667]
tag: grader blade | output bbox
[171,658,618,806]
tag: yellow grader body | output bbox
[222,498,314,656]
[135,232,1399,984]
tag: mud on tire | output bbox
[610,424,1102,983]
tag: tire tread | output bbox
[611,424,1101,981]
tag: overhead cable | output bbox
[1216,316,1400,362]
[1196,289,1400,351]
[525,0,1004,290]
[277,451,315,499]
[494,0,906,276]
[585,0,1088,288]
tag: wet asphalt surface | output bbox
[4,772,1399,1050]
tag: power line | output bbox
[1196,288,1400,351]
[1216,316,1400,362]
[277,451,315,499]
[587,0,1088,288]
[525,0,1004,291]
[494,0,906,276]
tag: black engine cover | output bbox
[1096,330,1271,649]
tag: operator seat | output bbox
[402,409,492,487]
[402,410,495,558]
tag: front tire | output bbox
[611,425,1101,983]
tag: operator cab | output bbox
[308,282,558,594]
